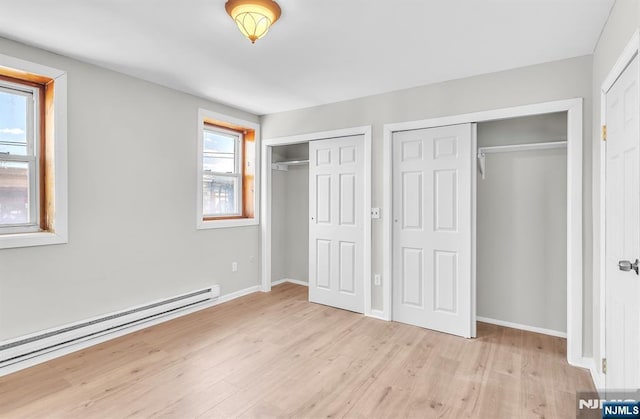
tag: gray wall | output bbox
[0,37,261,341]
[261,54,593,354]
[271,144,309,283]
[477,113,567,333]
[271,169,288,282]
[591,0,640,375]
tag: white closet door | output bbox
[392,124,473,338]
[605,53,640,390]
[309,135,364,313]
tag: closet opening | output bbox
[475,112,568,339]
[270,143,310,288]
[383,98,583,364]
[260,127,373,314]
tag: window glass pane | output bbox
[203,175,239,216]
[0,161,31,225]
[0,143,27,155]
[203,155,235,173]
[0,90,29,156]
[203,129,238,174]
[204,130,236,153]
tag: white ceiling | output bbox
[0,0,614,115]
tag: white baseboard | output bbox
[570,356,592,370]
[567,357,603,393]
[586,357,605,391]
[217,285,262,303]
[271,278,309,287]
[285,278,309,287]
[476,316,567,338]
[367,309,390,321]
[0,284,262,378]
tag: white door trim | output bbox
[260,126,373,316]
[383,98,583,366]
[597,28,640,390]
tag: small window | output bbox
[0,78,42,234]
[0,54,68,249]
[197,109,260,230]
[202,126,243,217]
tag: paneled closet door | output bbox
[309,135,365,313]
[604,53,640,391]
[392,124,473,338]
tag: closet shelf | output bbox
[477,140,567,180]
[272,159,309,171]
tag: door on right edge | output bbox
[605,53,640,390]
[392,124,473,338]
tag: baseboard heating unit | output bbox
[0,284,220,374]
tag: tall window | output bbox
[197,109,259,229]
[202,126,243,217]
[0,78,42,234]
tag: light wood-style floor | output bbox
[0,283,594,418]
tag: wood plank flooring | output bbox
[0,283,594,418]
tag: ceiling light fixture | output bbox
[225,0,281,44]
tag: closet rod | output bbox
[272,159,310,171]
[478,140,567,155]
[477,141,567,180]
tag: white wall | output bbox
[271,144,309,283]
[0,37,261,341]
[591,0,640,376]
[477,113,567,333]
[261,55,593,354]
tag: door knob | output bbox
[618,259,639,275]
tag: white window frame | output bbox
[196,109,260,230]
[202,125,244,218]
[0,53,68,250]
[0,80,41,234]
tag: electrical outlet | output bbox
[371,208,381,219]
[232,262,238,272]
[374,274,381,286]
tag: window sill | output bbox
[0,230,68,250]
[197,217,258,230]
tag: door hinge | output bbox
[602,125,607,142]
[602,358,607,374]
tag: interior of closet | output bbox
[271,142,310,285]
[476,112,568,336]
